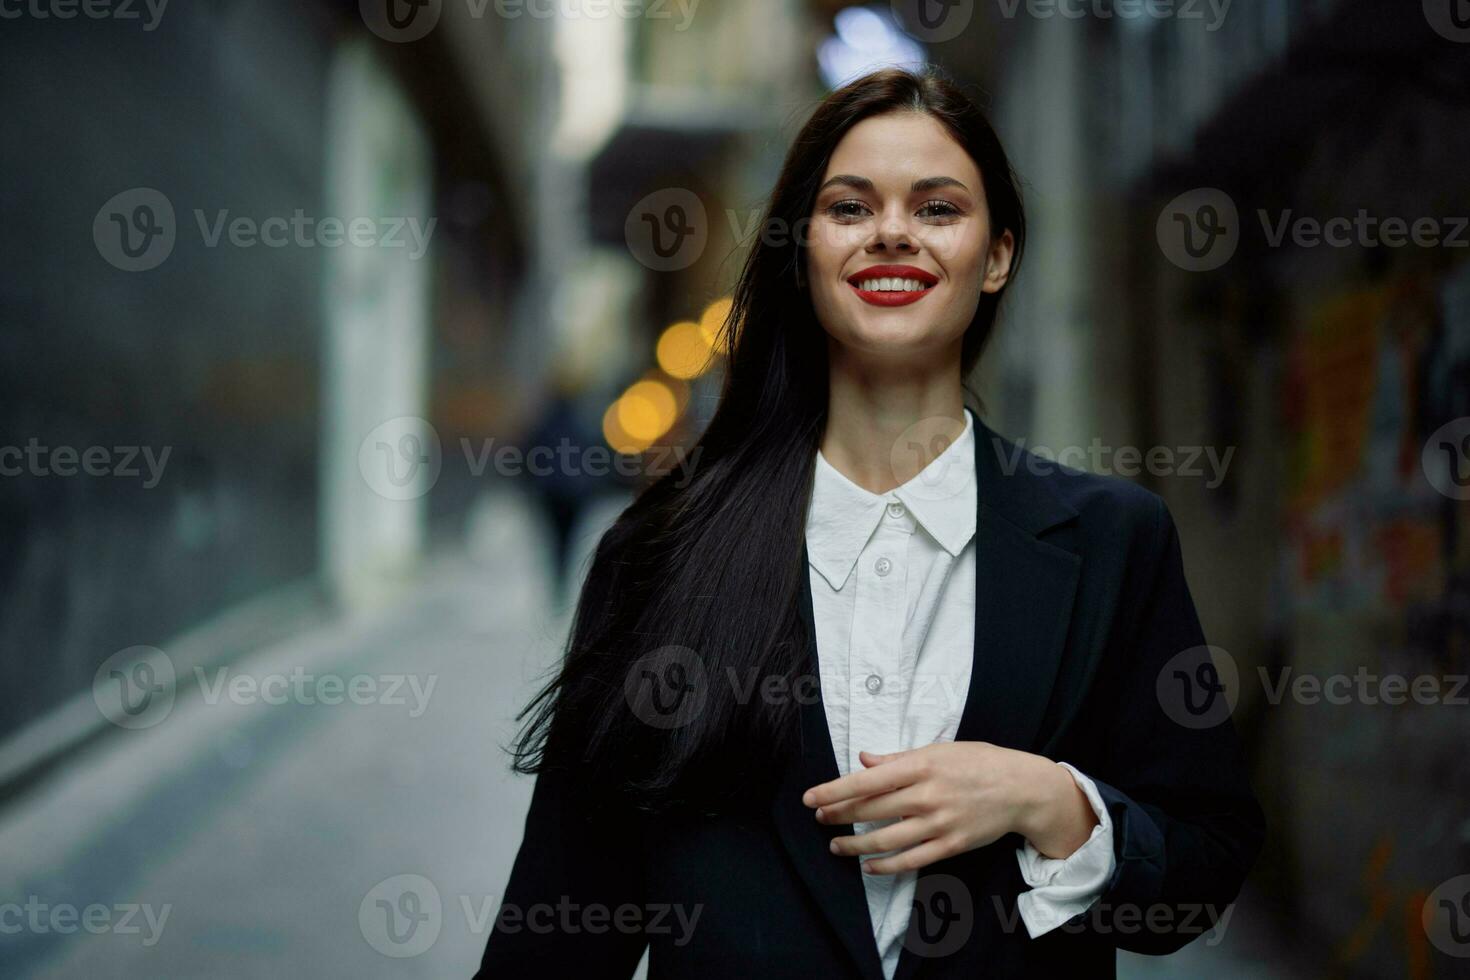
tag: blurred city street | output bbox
[4,1,1469,976]
[1,491,1301,980]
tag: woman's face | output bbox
[805,110,1013,368]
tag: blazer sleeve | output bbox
[473,763,649,978]
[1080,495,1266,954]
[475,529,650,978]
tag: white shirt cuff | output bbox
[1013,761,1116,939]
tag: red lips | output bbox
[846,264,939,307]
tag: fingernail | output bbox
[829,840,839,854]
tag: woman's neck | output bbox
[819,352,968,496]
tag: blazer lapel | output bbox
[892,420,1082,980]
[769,539,888,980]
[954,418,1081,750]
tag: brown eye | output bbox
[917,200,962,220]
[826,199,872,220]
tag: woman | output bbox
[476,66,1264,979]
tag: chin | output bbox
[834,320,949,360]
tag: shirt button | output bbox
[874,556,892,576]
[865,673,883,694]
[887,501,905,518]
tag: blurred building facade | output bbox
[963,1,1470,975]
[0,0,556,777]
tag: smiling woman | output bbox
[477,66,1263,980]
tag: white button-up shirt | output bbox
[805,406,1116,979]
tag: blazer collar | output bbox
[772,415,1081,980]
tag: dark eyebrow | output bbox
[912,175,970,194]
[817,174,971,195]
[818,174,874,194]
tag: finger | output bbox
[804,757,921,808]
[830,815,937,858]
[862,836,957,876]
[817,785,930,825]
[858,748,908,767]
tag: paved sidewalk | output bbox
[3,491,619,979]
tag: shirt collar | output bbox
[805,407,977,591]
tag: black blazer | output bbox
[476,420,1265,979]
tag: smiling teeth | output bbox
[858,277,929,291]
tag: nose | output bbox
[867,208,918,254]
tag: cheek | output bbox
[804,221,857,315]
[928,224,989,279]
[933,229,992,305]
[806,219,862,272]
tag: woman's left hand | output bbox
[802,741,1098,875]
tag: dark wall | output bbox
[0,0,337,739]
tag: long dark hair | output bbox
[508,65,1027,814]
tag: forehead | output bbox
[822,111,979,188]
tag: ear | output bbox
[981,229,1015,294]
